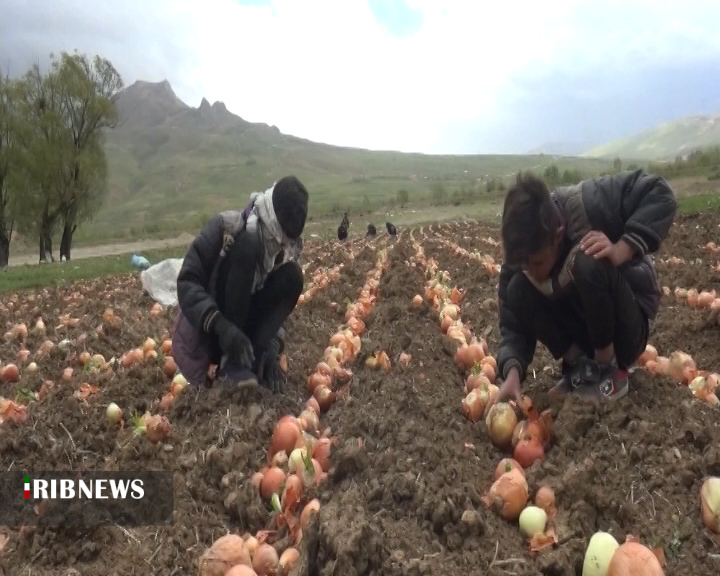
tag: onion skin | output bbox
[279,547,300,572]
[700,476,720,534]
[534,486,556,517]
[312,438,332,472]
[300,499,321,530]
[607,541,664,576]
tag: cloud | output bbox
[2,0,720,154]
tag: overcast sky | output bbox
[2,0,720,154]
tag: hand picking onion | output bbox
[700,476,720,533]
[486,402,518,449]
[607,541,664,576]
[482,468,528,521]
[519,506,547,537]
[198,534,251,576]
[582,531,619,576]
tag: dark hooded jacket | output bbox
[497,169,677,383]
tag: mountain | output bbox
[526,141,595,156]
[79,80,614,244]
[582,113,720,161]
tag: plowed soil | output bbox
[1,215,719,576]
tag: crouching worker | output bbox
[492,169,676,405]
[173,176,309,393]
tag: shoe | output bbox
[575,360,629,402]
[216,359,258,391]
[548,358,586,399]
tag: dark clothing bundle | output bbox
[386,222,397,236]
[497,169,677,383]
[174,183,305,388]
[366,224,377,237]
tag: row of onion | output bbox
[434,236,501,277]
[638,345,719,405]
[208,246,395,576]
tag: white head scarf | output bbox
[246,183,301,292]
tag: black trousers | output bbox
[505,252,649,370]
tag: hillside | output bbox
[582,113,720,161]
[76,80,614,244]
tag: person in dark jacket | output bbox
[386,222,397,237]
[338,212,349,241]
[366,223,377,238]
[489,169,676,406]
[173,176,308,394]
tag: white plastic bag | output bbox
[140,258,185,306]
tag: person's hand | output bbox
[215,318,255,368]
[485,367,522,416]
[580,231,634,267]
[257,339,285,394]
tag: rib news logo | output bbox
[1,471,174,527]
[23,474,145,500]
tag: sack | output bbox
[140,258,185,306]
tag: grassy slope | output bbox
[582,115,720,161]
[3,191,716,294]
[64,81,614,245]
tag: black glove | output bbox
[212,315,255,368]
[257,338,285,394]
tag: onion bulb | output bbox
[485,402,518,449]
[252,543,279,575]
[514,436,545,469]
[106,402,122,424]
[518,505,547,537]
[607,541,663,576]
[259,467,286,500]
[269,416,302,458]
[582,531,619,576]
[482,468,528,521]
[668,351,696,384]
[700,476,720,534]
[224,566,257,576]
[198,534,251,576]
[462,390,484,423]
[495,458,524,480]
[1,363,20,383]
[288,447,308,475]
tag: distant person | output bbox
[366,223,377,238]
[337,211,349,241]
[386,222,397,237]
[173,176,308,394]
[487,169,676,408]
